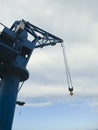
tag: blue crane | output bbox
[0,19,73,130]
[0,19,63,130]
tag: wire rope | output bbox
[18,81,24,93]
[61,42,73,95]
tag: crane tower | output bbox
[0,20,63,130]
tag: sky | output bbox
[0,0,98,130]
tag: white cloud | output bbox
[0,0,98,112]
[18,85,66,99]
[24,101,53,107]
[90,100,98,108]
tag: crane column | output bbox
[0,72,20,130]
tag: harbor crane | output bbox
[0,19,73,130]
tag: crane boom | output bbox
[10,19,63,48]
[25,20,63,48]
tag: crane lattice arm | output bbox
[24,20,63,48]
[10,19,63,49]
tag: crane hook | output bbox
[69,87,73,96]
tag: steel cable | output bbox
[61,42,73,95]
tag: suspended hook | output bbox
[69,87,73,96]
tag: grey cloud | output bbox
[1,0,98,111]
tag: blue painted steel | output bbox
[0,20,63,130]
[0,72,20,130]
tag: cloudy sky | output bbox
[1,0,98,130]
